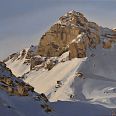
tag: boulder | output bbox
[44,60,56,71]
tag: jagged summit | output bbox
[59,10,87,25]
[64,10,85,18]
[67,10,80,13]
[38,11,99,57]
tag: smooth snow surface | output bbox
[25,58,86,101]
[6,59,30,77]
[0,90,49,116]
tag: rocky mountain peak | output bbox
[38,11,99,58]
[58,10,88,26]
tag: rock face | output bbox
[0,61,34,96]
[69,41,86,59]
[30,56,45,70]
[102,39,112,49]
[69,33,88,59]
[38,11,85,57]
[69,23,100,59]
[38,23,80,57]
[38,10,100,59]
[100,27,116,49]
[44,59,58,71]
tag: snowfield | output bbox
[0,90,48,116]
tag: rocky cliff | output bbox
[38,10,100,58]
[0,61,34,96]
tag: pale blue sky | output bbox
[0,0,116,59]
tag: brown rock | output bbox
[69,41,86,59]
[20,49,26,59]
[38,11,89,57]
[102,39,112,49]
[7,86,13,93]
[0,77,13,86]
[38,23,80,57]
[30,56,45,70]
[44,60,56,71]
[38,11,100,58]
[17,85,28,96]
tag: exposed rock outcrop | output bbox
[0,62,34,96]
[69,42,86,59]
[44,59,57,71]
[38,11,88,57]
[102,39,112,49]
[3,52,19,62]
[38,10,100,59]
[25,45,38,59]
[30,56,45,70]
[69,23,100,59]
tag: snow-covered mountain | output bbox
[3,10,116,115]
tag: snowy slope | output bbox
[23,44,116,108]
[0,90,50,116]
[24,58,86,101]
[5,49,30,77]
[5,45,38,77]
[52,101,113,116]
